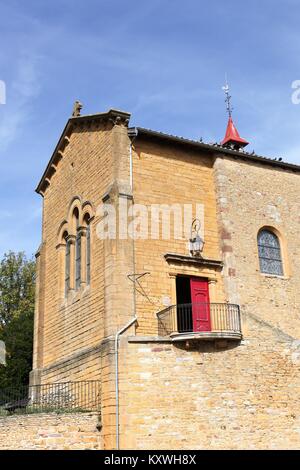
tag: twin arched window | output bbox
[257,229,283,276]
[60,201,92,298]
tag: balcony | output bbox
[157,303,242,342]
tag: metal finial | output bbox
[222,74,233,118]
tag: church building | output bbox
[31,98,300,449]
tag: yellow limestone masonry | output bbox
[0,413,102,450]
[14,110,300,449]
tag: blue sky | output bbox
[0,0,300,258]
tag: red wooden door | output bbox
[190,278,211,332]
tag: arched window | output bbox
[258,229,283,276]
[63,231,70,296]
[84,213,91,286]
[59,199,93,298]
[74,208,81,290]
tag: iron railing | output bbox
[157,302,241,337]
[0,380,101,415]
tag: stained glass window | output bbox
[258,229,283,276]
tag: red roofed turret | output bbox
[221,116,249,149]
[221,80,249,151]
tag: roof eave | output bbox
[35,119,72,196]
[36,109,131,196]
[132,127,300,173]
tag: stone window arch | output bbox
[257,228,283,276]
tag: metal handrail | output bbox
[157,302,241,337]
[0,380,101,415]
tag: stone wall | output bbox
[0,412,101,450]
[31,112,300,450]
[33,120,112,379]
[132,139,225,336]
[32,115,136,387]
[117,323,300,450]
[213,156,300,338]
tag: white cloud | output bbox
[0,210,13,218]
[0,54,42,151]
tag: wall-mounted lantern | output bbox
[189,219,204,257]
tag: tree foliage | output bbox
[0,252,35,389]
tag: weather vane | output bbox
[222,74,233,118]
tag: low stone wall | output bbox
[0,412,102,450]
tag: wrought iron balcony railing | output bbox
[0,380,101,416]
[157,303,242,340]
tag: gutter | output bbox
[115,316,138,450]
[113,129,139,450]
[127,127,139,328]
[128,127,138,190]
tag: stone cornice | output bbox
[164,253,223,270]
